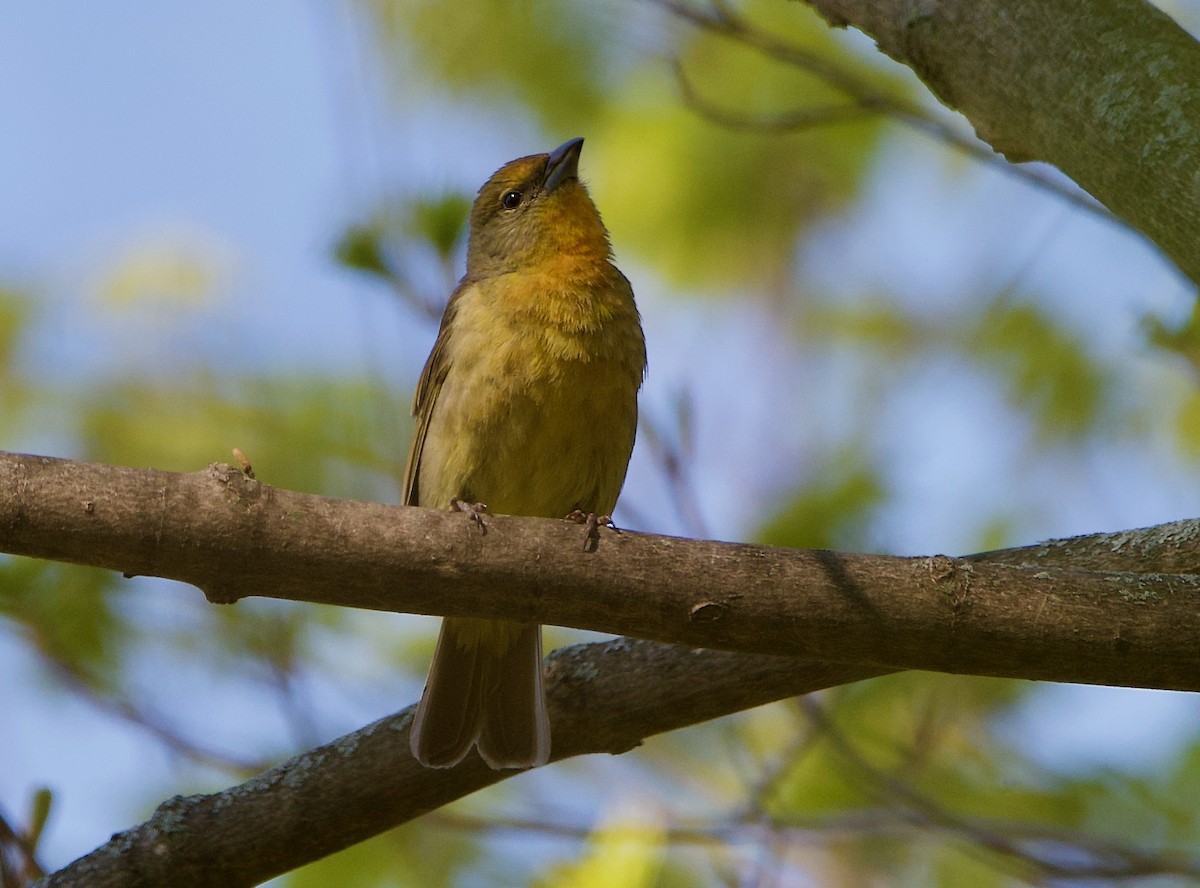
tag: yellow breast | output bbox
[415,267,645,518]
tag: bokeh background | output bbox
[4,1,1200,885]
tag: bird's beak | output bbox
[544,138,584,192]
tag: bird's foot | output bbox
[451,498,490,532]
[565,510,618,551]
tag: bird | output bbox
[405,138,646,769]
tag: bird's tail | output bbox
[410,617,550,769]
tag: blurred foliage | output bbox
[286,821,481,888]
[794,295,1112,441]
[0,557,127,687]
[770,674,1030,819]
[1146,299,1200,376]
[360,0,900,288]
[757,449,885,550]
[1146,304,1200,461]
[336,221,393,280]
[365,0,611,131]
[0,287,28,378]
[591,3,897,288]
[337,192,470,279]
[92,232,233,313]
[800,299,920,360]
[80,376,405,499]
[1175,388,1200,458]
[533,810,666,888]
[966,299,1109,441]
[756,674,1200,885]
[336,192,471,320]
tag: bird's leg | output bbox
[565,510,617,551]
[451,498,490,532]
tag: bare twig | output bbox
[45,657,263,776]
[676,62,875,132]
[637,397,712,539]
[33,642,881,888]
[0,805,44,885]
[799,697,1200,881]
[656,0,1117,226]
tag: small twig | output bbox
[676,62,876,132]
[798,697,1200,880]
[426,808,891,847]
[385,273,446,324]
[266,658,324,752]
[45,656,264,775]
[655,0,1118,226]
[336,223,447,322]
[638,396,712,539]
[0,805,45,884]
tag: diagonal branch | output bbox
[4,448,1197,884]
[792,0,1200,285]
[34,642,883,888]
[2,450,1199,691]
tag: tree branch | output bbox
[795,0,1200,285]
[658,0,1116,226]
[7,447,1198,883]
[2,450,1199,691]
[34,641,881,888]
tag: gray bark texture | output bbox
[4,446,1196,886]
[801,0,1200,284]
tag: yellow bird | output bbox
[406,138,646,769]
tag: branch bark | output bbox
[796,0,1200,285]
[3,451,1199,691]
[35,642,881,888]
[6,449,1200,883]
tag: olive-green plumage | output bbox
[407,138,645,769]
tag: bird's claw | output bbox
[565,510,617,550]
[451,498,490,532]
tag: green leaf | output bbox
[79,376,407,500]
[0,557,127,684]
[334,223,391,279]
[284,820,479,887]
[0,285,30,377]
[1145,300,1200,373]
[532,810,666,888]
[336,193,470,279]
[27,786,53,850]
[408,193,472,261]
[965,299,1109,440]
[1173,388,1200,458]
[800,300,920,357]
[756,450,885,550]
[366,0,608,131]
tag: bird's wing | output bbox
[402,281,469,507]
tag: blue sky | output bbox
[3,1,1200,877]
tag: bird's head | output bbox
[466,138,612,277]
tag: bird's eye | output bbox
[501,190,523,210]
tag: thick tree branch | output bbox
[2,450,1199,691]
[35,642,881,888]
[7,448,1198,884]
[795,0,1200,285]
